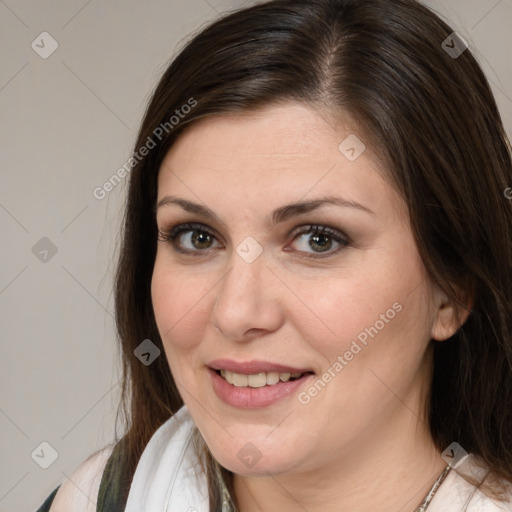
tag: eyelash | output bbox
[157,221,350,259]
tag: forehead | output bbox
[157,102,399,219]
[162,102,369,167]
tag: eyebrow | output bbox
[155,195,375,225]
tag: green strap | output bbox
[96,436,132,512]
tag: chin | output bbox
[206,438,304,477]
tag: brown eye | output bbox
[191,230,216,249]
[158,222,221,254]
[288,225,349,257]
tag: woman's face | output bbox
[151,102,452,477]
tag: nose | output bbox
[212,248,284,343]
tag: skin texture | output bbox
[151,102,467,512]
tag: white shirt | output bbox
[428,456,512,511]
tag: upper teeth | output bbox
[220,370,304,387]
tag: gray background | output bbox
[0,0,510,510]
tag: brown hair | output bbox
[112,0,512,509]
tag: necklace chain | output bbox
[415,465,452,511]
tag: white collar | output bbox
[124,405,209,512]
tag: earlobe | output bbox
[430,278,474,342]
[431,299,472,342]
[431,303,456,341]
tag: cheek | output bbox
[294,277,400,353]
[293,248,431,368]
[151,258,213,354]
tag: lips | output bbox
[207,358,314,375]
[208,366,315,408]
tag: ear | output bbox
[431,284,473,341]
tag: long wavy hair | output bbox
[111,0,512,509]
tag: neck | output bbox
[232,404,446,512]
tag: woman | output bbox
[38,0,512,510]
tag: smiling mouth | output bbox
[214,369,315,388]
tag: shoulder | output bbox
[49,444,115,512]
